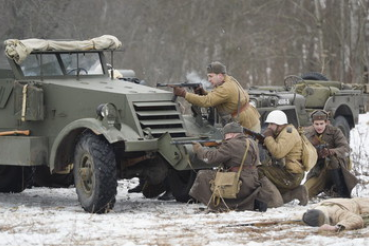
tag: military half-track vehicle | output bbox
[0,35,222,213]
[248,73,369,140]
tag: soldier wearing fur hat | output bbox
[172,61,261,132]
[302,197,369,231]
[189,122,283,212]
[303,110,358,199]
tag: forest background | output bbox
[1,0,369,88]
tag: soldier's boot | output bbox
[329,168,351,198]
[254,199,268,212]
[158,190,175,201]
[282,185,308,206]
[128,178,145,193]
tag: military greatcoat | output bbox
[307,198,369,230]
[303,124,358,198]
[189,134,283,211]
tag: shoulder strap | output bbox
[237,139,250,179]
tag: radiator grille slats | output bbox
[133,101,187,138]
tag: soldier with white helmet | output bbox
[258,110,308,206]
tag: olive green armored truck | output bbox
[247,73,368,140]
[0,35,222,213]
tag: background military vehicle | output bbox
[0,36,223,213]
[247,72,369,140]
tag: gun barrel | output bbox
[243,127,265,142]
[171,139,222,146]
[156,82,202,88]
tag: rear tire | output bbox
[167,169,197,203]
[0,166,32,193]
[333,116,350,142]
[74,133,117,213]
[301,72,329,81]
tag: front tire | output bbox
[74,133,117,213]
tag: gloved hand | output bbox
[192,142,202,153]
[173,87,187,97]
[320,148,334,158]
[263,128,274,138]
[194,86,206,95]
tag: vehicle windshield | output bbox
[19,52,104,77]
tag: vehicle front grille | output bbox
[133,101,187,138]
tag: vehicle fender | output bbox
[49,118,140,172]
[324,97,355,127]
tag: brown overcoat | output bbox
[185,75,260,130]
[304,124,358,197]
[307,198,369,230]
[189,134,283,211]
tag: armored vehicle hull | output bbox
[0,36,222,213]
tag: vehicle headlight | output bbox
[278,98,290,105]
[96,103,120,128]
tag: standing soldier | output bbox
[303,110,358,199]
[172,61,261,132]
[258,110,308,206]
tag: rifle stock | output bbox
[0,130,30,136]
[171,139,222,147]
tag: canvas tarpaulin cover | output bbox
[4,35,122,64]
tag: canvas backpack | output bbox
[298,127,318,171]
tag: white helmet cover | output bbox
[265,110,288,125]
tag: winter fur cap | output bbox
[223,122,243,135]
[302,209,326,227]
[207,61,226,74]
[311,110,329,121]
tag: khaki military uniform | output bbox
[308,198,369,230]
[258,124,304,194]
[189,134,283,211]
[303,125,358,198]
[185,75,260,132]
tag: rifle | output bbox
[316,143,329,151]
[171,139,222,147]
[157,82,204,101]
[224,219,303,228]
[243,127,265,144]
[0,130,30,136]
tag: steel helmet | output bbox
[265,110,288,125]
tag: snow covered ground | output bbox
[0,113,369,246]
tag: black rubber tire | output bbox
[333,115,351,142]
[301,72,329,81]
[167,169,197,203]
[73,133,117,214]
[0,166,33,193]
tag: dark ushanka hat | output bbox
[310,110,329,121]
[207,61,226,74]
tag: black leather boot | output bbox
[329,169,351,198]
[128,178,145,193]
[158,190,175,201]
[254,199,268,212]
